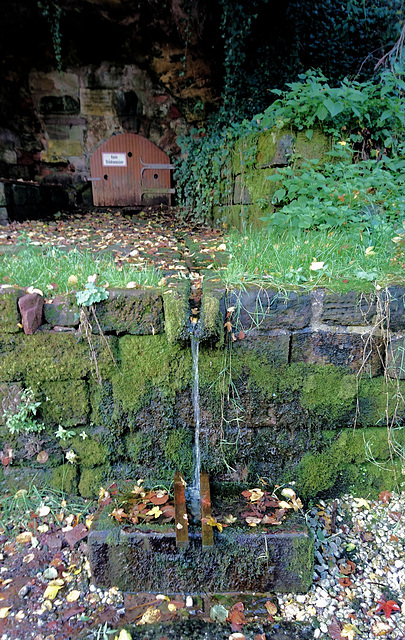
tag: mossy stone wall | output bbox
[213,127,331,230]
[1,285,405,501]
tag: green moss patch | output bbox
[38,379,89,426]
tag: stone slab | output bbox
[93,288,164,335]
[88,515,313,594]
[44,295,80,327]
[225,288,311,332]
[321,291,376,325]
[80,88,115,116]
[233,329,291,365]
[291,329,383,376]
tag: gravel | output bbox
[0,491,404,639]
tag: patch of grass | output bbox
[221,224,405,292]
[0,245,162,292]
[0,478,95,536]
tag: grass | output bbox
[0,478,95,536]
[221,222,405,292]
[0,245,162,293]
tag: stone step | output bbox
[88,512,313,594]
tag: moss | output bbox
[69,433,109,468]
[112,334,192,414]
[296,426,405,499]
[94,289,164,335]
[37,379,89,426]
[357,376,405,426]
[163,428,193,475]
[125,431,150,464]
[286,532,314,592]
[0,288,24,333]
[78,466,109,498]
[162,281,190,344]
[51,463,78,494]
[300,369,357,419]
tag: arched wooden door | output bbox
[89,133,174,206]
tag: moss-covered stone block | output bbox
[386,334,405,379]
[43,294,80,327]
[112,334,192,414]
[51,463,78,494]
[70,433,109,468]
[93,288,164,335]
[0,286,25,333]
[162,280,190,343]
[39,379,89,426]
[78,466,108,498]
[198,278,226,344]
[88,512,313,594]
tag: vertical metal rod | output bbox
[174,471,189,548]
[200,471,214,548]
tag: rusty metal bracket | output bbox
[174,471,189,548]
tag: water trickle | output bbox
[188,336,201,519]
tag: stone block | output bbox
[0,286,25,333]
[291,328,383,375]
[93,288,164,335]
[197,281,226,343]
[386,334,405,379]
[321,291,376,325]
[163,280,190,343]
[18,293,44,335]
[88,513,313,594]
[225,288,311,332]
[233,329,291,365]
[384,287,405,331]
[44,295,80,327]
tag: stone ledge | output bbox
[92,288,164,335]
[88,515,313,594]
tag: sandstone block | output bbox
[225,288,311,332]
[386,334,405,379]
[44,295,80,327]
[291,328,383,375]
[0,286,25,333]
[321,291,376,325]
[93,288,164,335]
[18,293,44,335]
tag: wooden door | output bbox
[89,133,174,206]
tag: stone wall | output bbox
[212,128,331,230]
[1,282,405,501]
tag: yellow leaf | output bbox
[281,488,296,499]
[114,630,132,640]
[249,488,264,502]
[67,275,78,286]
[146,506,163,519]
[353,498,370,509]
[66,590,81,602]
[217,243,227,251]
[16,531,32,544]
[168,603,177,612]
[278,500,293,510]
[43,584,63,600]
[0,607,11,619]
[137,606,162,625]
[341,623,357,640]
[365,246,375,256]
[37,505,51,517]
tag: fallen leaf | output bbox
[15,532,32,544]
[22,553,35,564]
[66,590,81,603]
[341,623,357,640]
[210,604,229,623]
[43,584,63,601]
[378,490,391,504]
[371,621,392,636]
[229,634,246,640]
[0,608,11,619]
[137,606,162,625]
[37,505,51,517]
[37,451,49,463]
[265,601,277,616]
[63,523,88,548]
[375,597,400,618]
